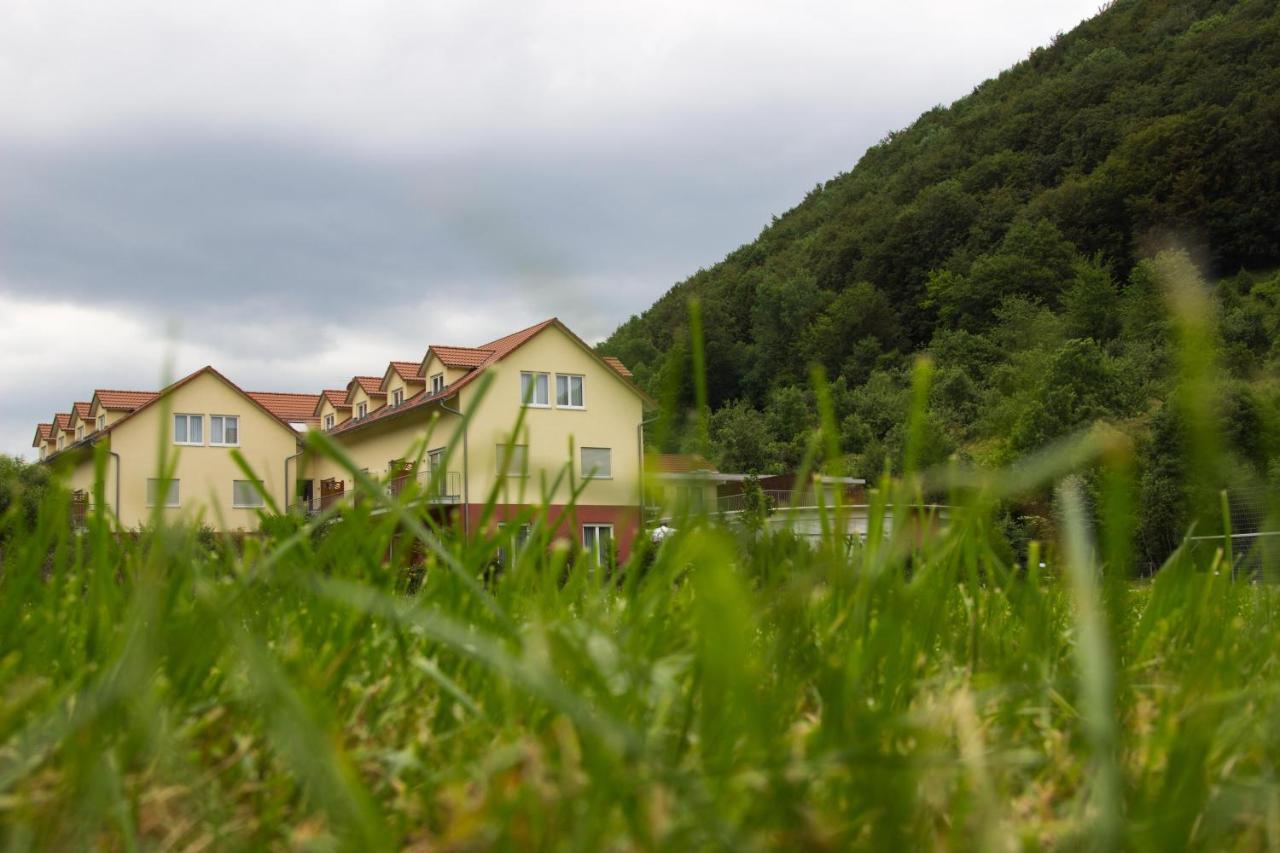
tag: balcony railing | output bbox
[715,489,871,514]
[69,492,105,529]
[292,468,462,517]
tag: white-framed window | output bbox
[75,425,84,440]
[210,415,239,446]
[57,435,65,450]
[174,414,203,445]
[497,522,531,566]
[97,414,105,431]
[581,447,612,479]
[357,402,368,419]
[146,478,180,507]
[391,388,403,406]
[520,371,549,407]
[497,443,527,477]
[324,413,335,430]
[582,523,614,564]
[430,372,445,394]
[427,447,445,471]
[232,479,265,508]
[556,374,584,408]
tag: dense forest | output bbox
[600,0,1280,565]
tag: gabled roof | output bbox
[344,376,386,405]
[331,318,653,436]
[69,402,92,426]
[246,392,322,428]
[421,345,494,372]
[602,356,632,379]
[53,413,73,434]
[313,389,352,417]
[381,361,424,391]
[91,366,301,444]
[92,389,158,412]
[33,423,53,447]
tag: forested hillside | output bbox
[601,0,1280,564]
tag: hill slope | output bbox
[601,0,1280,561]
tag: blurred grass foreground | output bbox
[4,255,1280,849]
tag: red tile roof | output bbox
[71,401,92,421]
[247,392,323,427]
[94,366,301,443]
[314,388,351,416]
[389,361,422,381]
[93,389,158,411]
[349,376,385,397]
[33,423,53,446]
[652,453,718,474]
[53,413,73,433]
[426,346,494,370]
[602,356,632,378]
[331,318,657,437]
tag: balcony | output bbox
[292,468,462,517]
[69,491,105,530]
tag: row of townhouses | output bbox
[33,318,657,561]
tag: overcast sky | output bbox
[1,0,1101,457]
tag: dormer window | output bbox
[97,415,105,431]
[76,425,84,440]
[431,373,445,394]
[324,413,335,430]
[392,388,403,406]
[357,402,368,418]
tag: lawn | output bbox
[2,436,1278,850]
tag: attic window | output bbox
[357,402,368,418]
[391,388,403,406]
[556,374,584,408]
[431,373,445,394]
[520,372,549,407]
[324,413,335,430]
[97,415,105,431]
[174,414,203,445]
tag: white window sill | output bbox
[557,405,587,411]
[173,441,204,447]
[233,505,265,509]
[209,443,241,449]
[522,403,551,409]
[582,476,613,481]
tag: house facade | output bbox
[305,319,651,562]
[41,368,316,530]
[37,317,652,561]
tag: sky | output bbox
[1,0,1102,458]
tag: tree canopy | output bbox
[600,0,1280,565]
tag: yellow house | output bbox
[46,367,316,531]
[307,318,653,562]
[37,318,653,556]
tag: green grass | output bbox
[4,266,1280,849]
